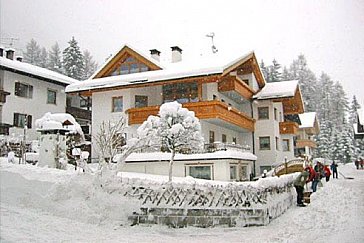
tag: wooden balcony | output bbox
[218,75,255,101]
[279,121,299,135]
[66,106,91,121]
[127,100,255,132]
[0,89,10,103]
[296,139,317,148]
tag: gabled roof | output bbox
[66,46,266,94]
[253,80,305,114]
[0,57,76,85]
[298,112,318,128]
[91,44,163,79]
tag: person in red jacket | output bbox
[323,165,331,182]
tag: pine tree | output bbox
[289,55,318,112]
[82,50,98,80]
[330,81,349,128]
[281,66,291,80]
[260,60,269,82]
[349,96,361,124]
[39,47,48,68]
[270,59,282,82]
[62,37,85,80]
[23,39,41,65]
[48,42,63,73]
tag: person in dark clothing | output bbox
[294,169,310,206]
[331,161,338,179]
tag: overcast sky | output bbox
[1,0,363,105]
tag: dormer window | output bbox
[111,56,150,76]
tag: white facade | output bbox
[0,56,76,141]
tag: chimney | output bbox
[6,48,15,60]
[16,56,23,62]
[0,47,4,57]
[150,49,161,62]
[171,46,182,63]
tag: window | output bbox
[282,139,290,151]
[259,136,270,150]
[230,165,238,180]
[13,113,32,128]
[274,108,278,121]
[188,165,212,180]
[232,137,237,144]
[15,82,33,98]
[222,134,227,143]
[275,137,279,150]
[258,107,269,119]
[242,79,249,85]
[135,95,148,108]
[112,96,123,112]
[111,56,150,76]
[47,89,57,104]
[209,131,215,143]
[163,82,198,104]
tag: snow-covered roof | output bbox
[66,49,256,93]
[253,80,299,100]
[123,150,257,163]
[0,56,76,85]
[35,112,84,139]
[298,112,317,128]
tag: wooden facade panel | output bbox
[127,100,255,131]
[296,139,317,148]
[274,89,304,115]
[279,121,299,135]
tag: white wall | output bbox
[2,70,67,140]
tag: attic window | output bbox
[111,56,150,76]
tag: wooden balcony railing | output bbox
[279,121,299,135]
[218,75,255,100]
[127,100,255,131]
[296,139,317,148]
[0,89,11,103]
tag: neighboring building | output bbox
[296,112,319,159]
[354,108,364,139]
[0,48,90,141]
[253,80,305,173]
[66,44,305,180]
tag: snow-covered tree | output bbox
[94,116,127,167]
[62,37,85,80]
[39,47,48,68]
[349,96,361,124]
[82,50,98,80]
[23,39,41,65]
[260,60,269,82]
[48,42,63,73]
[141,101,204,182]
[270,59,282,82]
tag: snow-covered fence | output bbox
[111,173,297,227]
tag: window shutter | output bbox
[29,85,33,98]
[15,82,19,96]
[27,115,32,128]
[13,113,19,126]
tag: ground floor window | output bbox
[187,164,212,180]
[282,139,290,151]
[260,165,272,175]
[230,163,248,181]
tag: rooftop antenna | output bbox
[206,32,218,54]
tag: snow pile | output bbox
[1,160,363,242]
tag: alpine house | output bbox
[66,44,305,181]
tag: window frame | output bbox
[282,139,290,151]
[135,95,148,108]
[112,96,123,112]
[186,164,213,180]
[15,82,33,98]
[259,136,271,150]
[13,113,32,128]
[258,107,269,120]
[47,89,57,105]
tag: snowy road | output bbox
[1,162,363,243]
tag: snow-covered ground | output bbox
[1,160,363,243]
